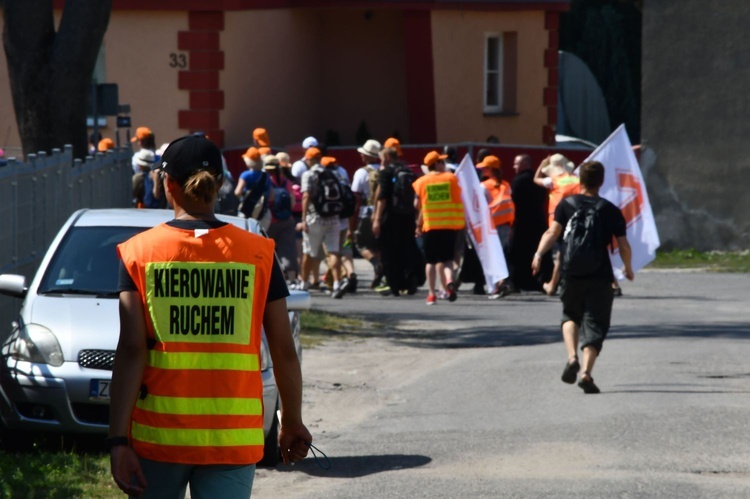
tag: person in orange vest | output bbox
[413,151,465,305]
[109,135,311,497]
[534,153,581,296]
[477,155,515,298]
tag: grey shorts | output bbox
[560,278,614,354]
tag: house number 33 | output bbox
[169,53,188,68]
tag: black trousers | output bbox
[380,213,423,293]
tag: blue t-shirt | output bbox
[240,170,271,198]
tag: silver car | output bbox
[0,209,308,465]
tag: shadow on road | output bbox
[275,453,432,478]
[308,319,750,351]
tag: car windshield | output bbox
[38,226,146,296]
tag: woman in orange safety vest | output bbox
[413,150,465,305]
[109,135,311,498]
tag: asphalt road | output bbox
[255,266,750,498]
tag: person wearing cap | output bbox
[258,146,272,157]
[298,147,345,296]
[265,154,299,284]
[98,138,115,152]
[351,139,384,288]
[384,137,403,158]
[235,147,273,230]
[130,126,157,174]
[478,155,515,298]
[277,152,305,275]
[413,151,465,305]
[252,128,271,148]
[89,131,103,155]
[443,145,459,173]
[131,149,156,208]
[291,136,319,182]
[320,156,356,298]
[534,153,581,295]
[372,146,422,296]
[109,135,311,497]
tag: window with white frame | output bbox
[484,34,503,113]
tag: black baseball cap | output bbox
[158,135,223,184]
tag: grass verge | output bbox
[648,250,750,272]
[0,449,115,498]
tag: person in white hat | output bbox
[351,139,384,288]
[131,149,156,208]
[291,136,319,181]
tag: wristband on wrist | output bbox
[105,436,130,450]
[534,252,542,259]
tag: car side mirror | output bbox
[0,274,27,299]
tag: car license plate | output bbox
[89,379,111,401]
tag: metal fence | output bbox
[0,145,133,330]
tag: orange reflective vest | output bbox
[413,172,465,232]
[548,173,580,225]
[117,223,275,465]
[482,179,514,227]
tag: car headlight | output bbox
[11,323,64,367]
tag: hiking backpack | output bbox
[562,196,608,277]
[389,165,416,215]
[365,165,379,206]
[311,168,355,218]
[270,179,293,221]
[239,171,269,220]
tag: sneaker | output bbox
[319,282,329,293]
[332,283,346,299]
[426,293,437,305]
[374,284,392,296]
[446,282,457,302]
[438,290,449,300]
[346,274,358,294]
[309,281,321,291]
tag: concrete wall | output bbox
[431,10,547,145]
[641,0,750,250]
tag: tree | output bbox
[2,0,112,159]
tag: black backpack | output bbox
[270,179,293,221]
[239,171,269,220]
[562,196,608,277]
[310,168,355,218]
[389,165,416,215]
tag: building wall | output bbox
[106,11,189,147]
[431,10,548,145]
[222,9,320,148]
[641,0,750,250]
[318,9,409,146]
[222,8,408,149]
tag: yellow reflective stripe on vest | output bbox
[136,395,263,416]
[132,421,264,447]
[424,202,463,210]
[426,218,465,228]
[149,351,259,371]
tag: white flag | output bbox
[584,124,661,278]
[455,154,509,288]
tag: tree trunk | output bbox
[3,0,112,159]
